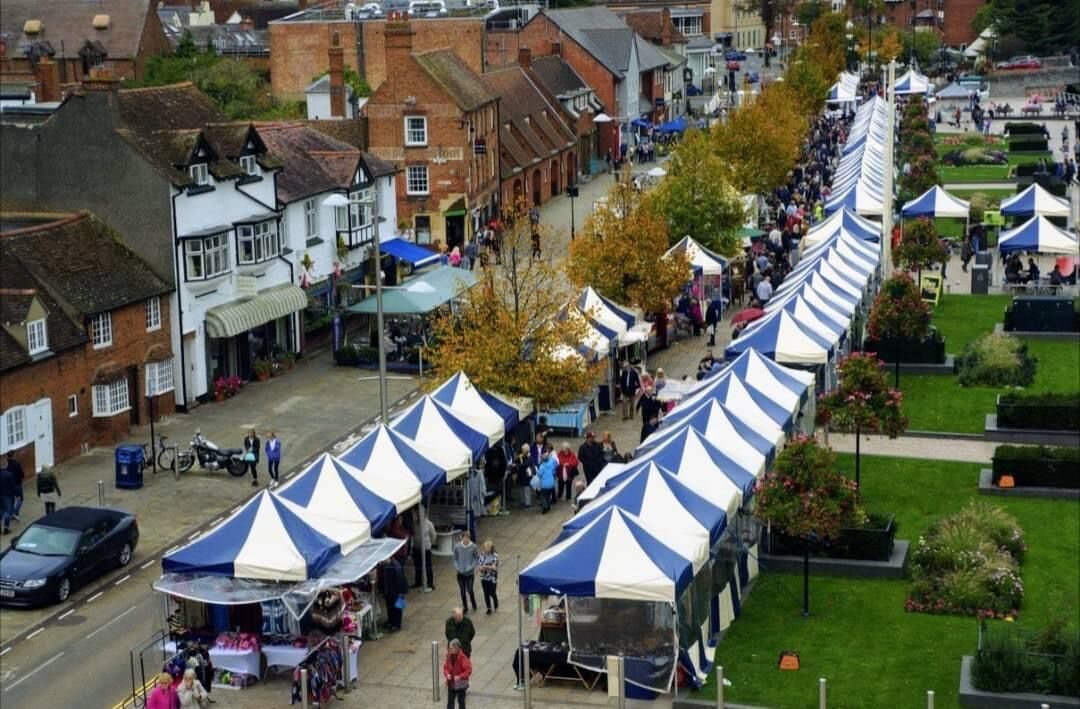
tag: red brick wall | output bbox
[0,297,175,473]
[362,19,485,91]
[851,0,983,50]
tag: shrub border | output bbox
[959,656,1080,709]
[978,469,1080,500]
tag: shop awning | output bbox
[205,284,308,339]
[379,237,439,267]
[346,266,477,315]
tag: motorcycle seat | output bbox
[220,448,244,456]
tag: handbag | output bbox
[394,594,407,610]
[451,678,469,691]
[529,475,541,492]
[243,452,255,462]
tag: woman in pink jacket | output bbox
[146,672,178,709]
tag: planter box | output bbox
[765,514,897,562]
[959,656,1080,709]
[863,335,946,365]
[996,394,1080,433]
[1003,297,1079,334]
[991,450,1080,489]
[984,414,1080,447]
[979,469,1080,499]
[760,540,909,579]
[994,322,1080,342]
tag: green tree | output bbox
[652,129,747,256]
[982,0,1080,57]
[894,217,949,284]
[851,0,884,67]
[175,30,197,59]
[194,59,262,119]
[753,438,861,615]
[310,67,373,98]
[902,30,941,66]
[867,273,933,386]
[795,0,827,31]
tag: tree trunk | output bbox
[854,423,862,491]
[802,539,810,617]
[894,339,901,389]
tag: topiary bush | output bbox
[972,619,1080,696]
[956,333,1037,387]
[997,392,1080,431]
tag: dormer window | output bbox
[27,318,48,355]
[240,155,258,176]
[189,163,209,186]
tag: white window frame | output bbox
[404,116,428,146]
[189,163,209,186]
[146,358,175,397]
[27,318,48,355]
[335,205,350,232]
[239,154,258,176]
[68,394,78,418]
[237,221,280,265]
[92,379,130,417]
[184,233,230,281]
[406,165,430,195]
[2,406,28,452]
[304,198,318,239]
[90,312,112,349]
[145,296,161,332]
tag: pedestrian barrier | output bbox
[431,640,441,703]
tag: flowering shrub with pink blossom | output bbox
[816,352,908,438]
[907,501,1026,618]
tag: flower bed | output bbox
[938,134,1005,147]
[956,333,1037,387]
[941,147,1009,166]
[971,620,1080,697]
[997,392,1080,431]
[991,445,1080,489]
[765,512,897,561]
[907,501,1025,618]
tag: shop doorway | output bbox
[446,214,465,251]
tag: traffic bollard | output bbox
[98,480,105,507]
[927,690,934,709]
[300,668,309,709]
[617,655,627,709]
[819,678,827,709]
[716,665,724,709]
[523,647,532,708]
[431,641,440,703]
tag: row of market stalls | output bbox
[824,96,889,217]
[521,348,818,695]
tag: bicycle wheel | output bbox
[157,446,175,475]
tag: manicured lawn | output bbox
[694,455,1080,708]
[938,164,1014,182]
[948,188,1015,202]
[899,295,1080,433]
[1007,151,1053,166]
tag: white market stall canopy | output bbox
[902,185,971,219]
[665,235,727,276]
[999,184,1071,218]
[998,216,1079,254]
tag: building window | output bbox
[92,379,130,417]
[68,395,78,418]
[415,215,432,245]
[237,221,280,264]
[90,312,112,349]
[184,233,230,280]
[335,205,350,232]
[189,163,209,186]
[304,198,318,239]
[674,15,702,36]
[146,358,175,397]
[404,116,428,146]
[27,318,48,354]
[406,165,429,195]
[239,155,258,176]
[2,406,27,452]
[145,296,161,331]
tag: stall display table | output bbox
[512,643,602,691]
[540,394,597,436]
[163,641,261,678]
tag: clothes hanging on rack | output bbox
[290,640,345,705]
[261,600,288,635]
[311,590,344,635]
[208,603,230,632]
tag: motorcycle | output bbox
[172,430,246,478]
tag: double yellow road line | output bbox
[110,676,155,709]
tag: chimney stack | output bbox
[384,19,414,69]
[328,31,346,118]
[661,8,672,46]
[82,68,119,93]
[36,56,61,102]
[517,46,531,69]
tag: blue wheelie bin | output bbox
[115,444,145,490]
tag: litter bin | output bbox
[971,264,990,295]
[115,445,145,490]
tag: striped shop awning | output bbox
[205,284,308,339]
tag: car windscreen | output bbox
[15,525,81,556]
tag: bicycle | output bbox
[140,434,193,479]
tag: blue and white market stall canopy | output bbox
[162,491,346,582]
[340,423,469,497]
[665,236,727,277]
[578,286,652,345]
[642,397,774,474]
[801,208,882,246]
[998,215,1079,254]
[722,348,816,412]
[902,185,970,219]
[390,395,493,463]
[999,184,1071,219]
[378,236,440,268]
[519,507,695,602]
[432,371,511,439]
[725,308,833,365]
[894,69,931,95]
[678,368,791,436]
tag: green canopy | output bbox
[346,265,477,315]
[735,226,766,239]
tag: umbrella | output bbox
[731,307,765,325]
[647,166,667,178]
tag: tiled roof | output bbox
[255,122,361,203]
[529,56,590,98]
[623,11,687,45]
[118,82,226,132]
[413,49,496,113]
[480,67,576,176]
[305,119,366,149]
[0,0,164,62]
[540,7,635,76]
[361,153,398,179]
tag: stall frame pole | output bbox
[716,665,724,709]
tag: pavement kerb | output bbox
[0,383,421,655]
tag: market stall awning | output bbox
[338,423,470,497]
[347,266,477,315]
[432,371,513,437]
[999,184,1071,218]
[665,235,726,276]
[379,237,440,267]
[902,185,971,219]
[205,284,308,339]
[648,397,777,472]
[998,215,1079,254]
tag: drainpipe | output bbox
[170,189,189,413]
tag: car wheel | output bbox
[118,542,133,567]
[56,577,71,603]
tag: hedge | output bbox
[1008,138,1050,152]
[864,332,946,365]
[996,391,1080,431]
[991,445,1080,489]
[1004,122,1044,135]
[766,513,897,562]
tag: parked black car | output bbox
[0,507,139,607]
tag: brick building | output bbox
[268,12,487,101]
[851,0,986,48]
[481,50,579,211]
[0,212,173,472]
[528,55,603,181]
[365,22,499,251]
[0,0,171,85]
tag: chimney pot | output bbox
[36,56,61,102]
[661,8,673,46]
[328,30,346,119]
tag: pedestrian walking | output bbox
[444,607,476,657]
[177,668,210,709]
[705,299,722,347]
[443,639,472,709]
[449,246,462,267]
[6,452,24,521]
[146,673,177,709]
[478,540,499,613]
[380,557,408,632]
[243,429,260,486]
[577,432,604,485]
[264,431,282,485]
[636,387,662,429]
[464,239,477,271]
[36,469,61,515]
[0,460,17,535]
[555,442,579,502]
[537,449,557,514]
[600,431,620,465]
[512,444,534,508]
[453,531,479,613]
[618,361,641,420]
[412,506,436,590]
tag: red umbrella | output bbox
[731,307,766,325]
